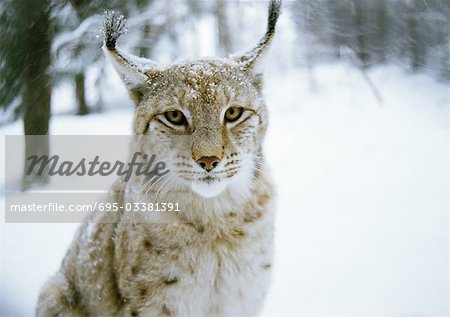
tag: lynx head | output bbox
[102,1,281,199]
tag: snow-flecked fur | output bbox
[102,11,127,50]
[36,1,281,316]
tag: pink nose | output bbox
[196,156,220,172]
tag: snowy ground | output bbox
[0,63,448,316]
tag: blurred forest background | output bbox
[1,0,449,124]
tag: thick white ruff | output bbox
[191,179,230,198]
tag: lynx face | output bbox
[102,3,279,198]
[133,60,267,198]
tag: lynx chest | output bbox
[114,210,274,317]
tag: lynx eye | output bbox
[225,107,243,122]
[164,110,186,125]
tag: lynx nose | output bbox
[196,156,220,172]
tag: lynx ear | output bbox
[231,0,281,72]
[102,11,160,103]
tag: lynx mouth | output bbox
[200,176,219,183]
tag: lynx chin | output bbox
[37,1,281,316]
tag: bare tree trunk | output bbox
[22,0,51,189]
[75,71,89,115]
[353,0,369,68]
[407,2,422,71]
[377,0,387,62]
[215,0,232,56]
[138,24,152,57]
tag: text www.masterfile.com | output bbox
[8,202,181,213]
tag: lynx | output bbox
[36,1,281,316]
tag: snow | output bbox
[1,63,449,316]
[261,64,449,317]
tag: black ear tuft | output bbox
[267,0,282,36]
[232,0,282,70]
[102,11,127,50]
